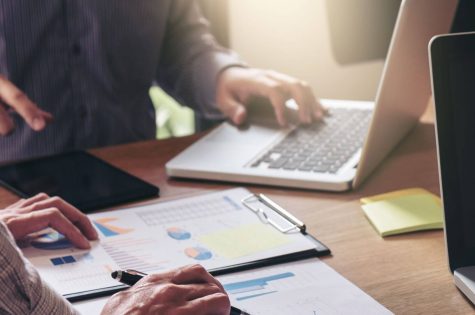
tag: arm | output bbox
[156,0,244,120]
[156,0,324,126]
[0,221,78,315]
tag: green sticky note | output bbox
[361,193,443,237]
[198,223,290,259]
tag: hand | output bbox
[0,193,98,249]
[101,264,230,315]
[216,67,325,126]
[0,75,53,135]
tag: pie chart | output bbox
[31,231,73,250]
[185,246,213,260]
[167,227,191,240]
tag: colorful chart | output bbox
[93,218,134,237]
[167,227,191,240]
[31,231,73,250]
[50,253,94,266]
[223,272,295,301]
[185,246,213,261]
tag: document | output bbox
[219,258,393,315]
[73,258,392,315]
[21,188,318,297]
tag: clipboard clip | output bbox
[241,193,306,234]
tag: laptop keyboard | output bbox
[250,108,372,174]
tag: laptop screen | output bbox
[431,32,475,272]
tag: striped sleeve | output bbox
[0,222,79,315]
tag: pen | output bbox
[111,269,250,315]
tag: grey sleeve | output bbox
[0,222,79,315]
[156,0,245,120]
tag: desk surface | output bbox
[1,119,474,314]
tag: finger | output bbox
[4,198,27,209]
[246,77,288,126]
[172,265,226,292]
[182,283,223,301]
[179,292,230,315]
[266,71,323,123]
[149,282,222,305]
[39,109,54,122]
[267,90,289,127]
[313,99,328,119]
[14,193,50,209]
[220,97,247,125]
[30,197,98,240]
[0,76,51,131]
[8,208,91,249]
[0,105,14,135]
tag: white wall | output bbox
[228,0,385,101]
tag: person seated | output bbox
[0,194,230,315]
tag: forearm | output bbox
[0,222,78,315]
[156,0,245,119]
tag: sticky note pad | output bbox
[360,188,440,205]
[361,192,443,237]
[199,223,290,259]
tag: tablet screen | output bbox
[0,151,159,213]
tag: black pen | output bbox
[111,269,250,315]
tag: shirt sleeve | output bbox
[0,222,79,315]
[156,0,246,120]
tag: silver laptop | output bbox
[431,31,475,305]
[166,0,458,191]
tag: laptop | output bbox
[430,31,475,305]
[166,0,458,191]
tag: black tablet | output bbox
[0,151,159,213]
[431,32,475,272]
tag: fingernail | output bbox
[233,107,246,125]
[32,117,45,130]
[82,240,91,249]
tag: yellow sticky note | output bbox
[360,188,441,206]
[199,224,290,259]
[361,193,443,237]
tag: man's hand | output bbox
[216,67,325,127]
[0,193,98,249]
[102,264,230,315]
[0,75,53,135]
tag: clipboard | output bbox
[23,188,330,302]
[207,193,329,276]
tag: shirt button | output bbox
[72,43,81,56]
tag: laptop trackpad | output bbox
[205,122,286,146]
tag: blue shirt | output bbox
[0,1,241,162]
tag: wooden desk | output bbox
[1,121,474,314]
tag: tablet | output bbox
[430,31,475,272]
[0,151,159,213]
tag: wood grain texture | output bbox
[1,121,474,314]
